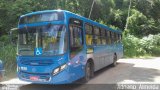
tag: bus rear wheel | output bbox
[111,54,117,67]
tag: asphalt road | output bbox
[1,57,160,90]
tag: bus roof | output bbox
[20,10,122,34]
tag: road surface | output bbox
[1,57,160,90]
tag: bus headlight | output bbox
[53,68,60,75]
[52,64,67,75]
[61,64,67,70]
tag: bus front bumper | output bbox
[18,67,71,84]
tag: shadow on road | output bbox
[87,62,160,83]
[128,67,160,82]
[19,84,116,90]
[19,84,80,90]
[116,62,160,82]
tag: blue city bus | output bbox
[16,10,123,84]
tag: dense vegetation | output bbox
[0,0,160,79]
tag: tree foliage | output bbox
[0,0,160,57]
[0,0,160,37]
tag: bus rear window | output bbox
[19,12,64,24]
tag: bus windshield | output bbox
[18,25,68,56]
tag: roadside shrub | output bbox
[140,34,160,56]
[123,34,146,57]
[0,35,10,44]
[0,42,17,80]
[123,33,160,57]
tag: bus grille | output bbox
[21,60,53,66]
[20,71,50,82]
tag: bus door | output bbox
[69,18,85,80]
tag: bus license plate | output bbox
[30,76,39,81]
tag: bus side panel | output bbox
[93,45,113,71]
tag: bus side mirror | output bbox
[10,28,18,45]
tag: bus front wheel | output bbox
[83,61,93,82]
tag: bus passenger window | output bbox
[101,28,106,45]
[106,31,111,44]
[114,33,117,43]
[116,33,119,43]
[86,35,93,45]
[111,32,114,44]
[85,24,93,46]
[94,36,101,45]
[118,34,122,43]
[93,26,101,45]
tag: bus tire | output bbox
[111,54,117,67]
[90,61,94,78]
[82,61,93,83]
